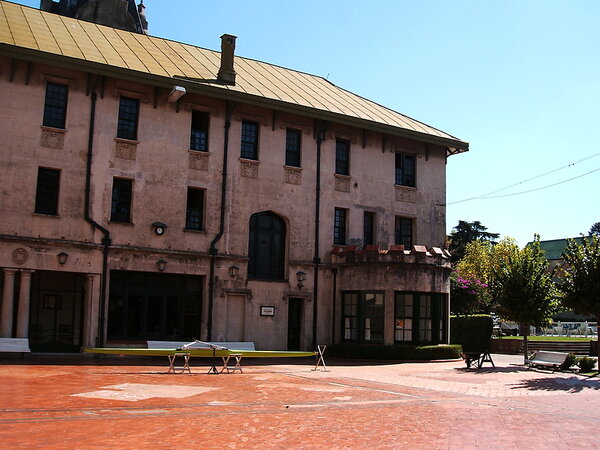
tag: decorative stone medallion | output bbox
[12,247,29,265]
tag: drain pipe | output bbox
[312,127,325,348]
[85,77,111,347]
[207,101,234,341]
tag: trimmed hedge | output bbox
[450,314,493,353]
[328,343,462,360]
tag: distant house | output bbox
[0,1,468,352]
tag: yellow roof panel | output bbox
[0,1,467,150]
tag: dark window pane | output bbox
[334,208,347,245]
[190,110,209,151]
[335,140,349,175]
[395,217,413,248]
[241,120,259,160]
[186,188,205,230]
[248,212,285,280]
[395,152,416,187]
[342,291,384,343]
[34,167,60,215]
[111,178,132,223]
[363,211,375,246]
[43,82,68,129]
[285,128,301,167]
[117,96,139,140]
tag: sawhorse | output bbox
[311,345,328,372]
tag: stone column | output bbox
[1,269,18,337]
[83,274,100,348]
[16,270,34,338]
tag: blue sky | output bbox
[15,1,600,246]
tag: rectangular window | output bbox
[117,96,139,140]
[110,178,133,223]
[363,211,375,246]
[185,187,205,230]
[395,292,446,344]
[395,152,416,187]
[342,291,384,343]
[285,128,301,167]
[241,120,259,160]
[395,217,413,248]
[34,167,60,215]
[334,208,347,246]
[190,110,209,151]
[335,139,350,175]
[43,82,68,129]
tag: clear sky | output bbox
[15,1,600,246]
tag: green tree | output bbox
[560,234,600,359]
[448,220,499,264]
[489,236,558,363]
[590,222,600,236]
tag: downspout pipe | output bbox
[207,100,234,341]
[85,80,111,347]
[312,131,324,348]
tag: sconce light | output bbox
[296,271,306,290]
[152,222,167,236]
[229,265,240,278]
[57,251,68,265]
[157,259,167,272]
[168,85,186,103]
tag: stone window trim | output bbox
[283,165,303,172]
[112,87,150,103]
[234,112,269,127]
[183,102,220,116]
[41,125,68,134]
[330,132,358,145]
[279,120,311,135]
[39,73,78,90]
[114,136,140,145]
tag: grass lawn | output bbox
[497,336,596,341]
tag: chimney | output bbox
[217,34,237,85]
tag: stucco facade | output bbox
[0,1,465,352]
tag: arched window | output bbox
[248,212,286,280]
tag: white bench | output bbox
[146,340,255,374]
[526,350,569,371]
[0,338,31,353]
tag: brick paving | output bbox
[0,353,598,448]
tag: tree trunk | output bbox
[521,323,530,365]
[597,316,600,360]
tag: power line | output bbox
[448,152,600,205]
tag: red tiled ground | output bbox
[0,354,598,448]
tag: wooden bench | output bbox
[147,340,255,374]
[0,338,31,353]
[525,350,569,371]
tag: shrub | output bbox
[450,315,493,353]
[328,343,462,360]
[560,353,578,370]
[577,356,597,372]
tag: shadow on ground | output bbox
[509,376,600,393]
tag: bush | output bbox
[577,356,597,372]
[450,315,493,353]
[328,343,462,360]
[560,353,578,370]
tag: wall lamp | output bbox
[167,85,186,103]
[57,251,69,265]
[157,259,167,272]
[296,271,306,290]
[229,265,240,278]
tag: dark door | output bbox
[29,271,85,353]
[287,297,303,350]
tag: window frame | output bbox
[363,211,376,246]
[110,177,133,223]
[117,96,140,141]
[394,292,446,344]
[248,212,286,281]
[240,120,259,160]
[190,110,209,152]
[341,291,385,343]
[395,152,416,187]
[285,128,302,167]
[42,82,68,129]
[333,208,348,246]
[335,139,350,176]
[34,167,61,215]
[395,216,413,248]
[185,187,205,231]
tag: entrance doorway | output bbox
[29,271,85,353]
[287,297,303,350]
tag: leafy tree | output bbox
[450,273,491,315]
[448,220,499,264]
[560,234,600,359]
[489,236,558,363]
[590,222,600,236]
[456,237,519,284]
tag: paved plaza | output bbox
[0,353,598,448]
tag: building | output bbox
[0,0,468,353]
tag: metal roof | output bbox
[531,237,589,260]
[0,1,468,153]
